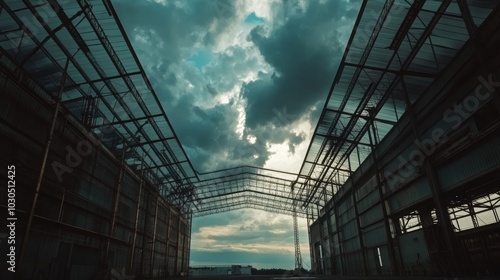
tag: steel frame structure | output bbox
[1,0,199,211]
[0,0,317,220]
[302,0,500,276]
[2,0,500,276]
[294,0,499,222]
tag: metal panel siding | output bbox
[310,221,322,244]
[329,211,337,230]
[321,220,329,237]
[0,66,191,279]
[360,203,384,227]
[397,229,431,273]
[345,251,363,275]
[363,221,387,247]
[344,237,361,252]
[437,132,500,190]
[342,219,358,240]
[388,177,431,214]
[358,189,380,213]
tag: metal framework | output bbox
[0,0,316,220]
[293,201,303,270]
[293,0,498,222]
[2,0,500,275]
[0,0,201,214]
[302,0,500,276]
[193,166,309,217]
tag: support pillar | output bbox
[424,162,462,275]
[175,213,182,276]
[129,164,144,274]
[104,148,126,271]
[400,75,462,276]
[150,197,159,276]
[332,199,345,275]
[352,146,368,275]
[186,212,193,275]
[306,207,315,274]
[352,189,368,275]
[166,209,172,276]
[367,109,400,275]
[19,58,70,271]
[419,208,433,228]
[140,191,150,276]
[324,193,335,275]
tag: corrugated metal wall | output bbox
[309,4,500,277]
[0,68,190,279]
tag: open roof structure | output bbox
[294,0,498,219]
[1,0,498,219]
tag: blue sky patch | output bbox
[244,12,265,24]
[187,49,212,71]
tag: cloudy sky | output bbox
[114,0,361,269]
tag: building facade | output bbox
[0,1,191,279]
[308,1,500,277]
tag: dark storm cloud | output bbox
[205,84,218,96]
[114,0,268,171]
[113,0,238,63]
[167,92,272,171]
[111,0,356,270]
[112,0,360,173]
[243,0,358,129]
[202,46,266,93]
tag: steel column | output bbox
[367,110,400,275]
[105,147,126,270]
[166,208,172,275]
[129,161,144,273]
[150,197,159,276]
[18,58,70,271]
[401,75,462,275]
[352,188,368,275]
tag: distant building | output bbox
[189,265,252,276]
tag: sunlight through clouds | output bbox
[114,0,361,269]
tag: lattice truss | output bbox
[0,0,311,218]
[294,0,498,220]
[193,166,308,218]
[0,0,198,214]
[1,0,498,218]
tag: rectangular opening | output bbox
[377,247,383,267]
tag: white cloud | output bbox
[114,0,360,269]
[192,209,310,259]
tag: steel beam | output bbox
[91,113,163,128]
[344,62,435,79]
[130,161,144,273]
[389,0,426,50]
[457,0,478,38]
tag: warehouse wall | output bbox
[310,5,500,278]
[0,57,190,279]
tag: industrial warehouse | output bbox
[0,0,499,279]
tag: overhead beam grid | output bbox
[1,0,497,219]
[294,0,497,219]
